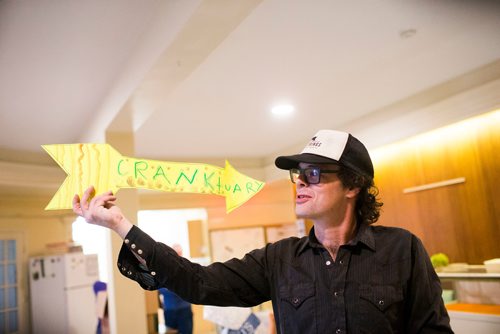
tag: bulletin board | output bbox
[210,227,265,262]
[265,223,300,243]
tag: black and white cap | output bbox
[275,130,374,179]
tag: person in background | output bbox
[93,281,109,334]
[73,129,453,333]
[158,244,193,334]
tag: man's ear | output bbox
[346,174,363,198]
[346,186,360,199]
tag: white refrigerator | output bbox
[29,253,100,334]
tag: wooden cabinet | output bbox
[439,273,500,334]
[372,113,500,264]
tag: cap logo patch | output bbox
[307,136,322,148]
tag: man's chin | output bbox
[295,210,310,219]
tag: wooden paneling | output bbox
[187,220,205,258]
[372,111,500,264]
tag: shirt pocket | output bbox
[279,283,317,333]
[359,284,405,332]
[360,284,403,311]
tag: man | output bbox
[158,244,193,334]
[73,130,453,333]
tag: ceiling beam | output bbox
[108,0,264,133]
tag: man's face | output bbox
[294,162,356,221]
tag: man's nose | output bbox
[295,174,308,187]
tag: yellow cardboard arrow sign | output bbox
[43,143,265,213]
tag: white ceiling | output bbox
[1,0,500,171]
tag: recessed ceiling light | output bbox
[271,104,295,117]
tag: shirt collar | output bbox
[349,223,376,251]
[297,222,376,255]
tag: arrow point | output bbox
[223,160,265,213]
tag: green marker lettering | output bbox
[117,159,127,175]
[246,181,264,193]
[153,166,171,184]
[255,181,264,192]
[217,177,222,193]
[233,183,241,193]
[135,161,148,179]
[203,172,215,190]
[176,169,198,185]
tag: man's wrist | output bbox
[114,217,133,239]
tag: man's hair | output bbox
[337,167,383,225]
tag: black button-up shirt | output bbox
[118,223,453,333]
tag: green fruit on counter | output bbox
[430,253,450,268]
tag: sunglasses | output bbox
[289,167,341,184]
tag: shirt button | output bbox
[138,249,143,255]
[151,271,156,276]
[127,271,132,275]
[121,267,126,271]
[339,260,344,265]
[379,300,385,306]
[326,260,331,266]
[336,329,341,334]
[334,291,339,297]
[131,244,136,249]
[124,239,129,244]
[292,298,299,305]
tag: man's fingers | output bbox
[104,199,116,209]
[80,186,96,210]
[74,187,118,226]
[89,192,116,209]
[72,194,83,216]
